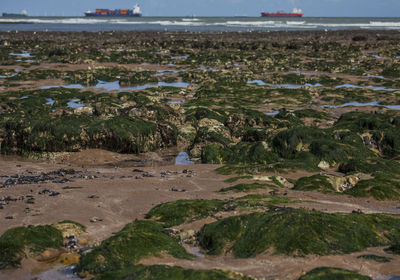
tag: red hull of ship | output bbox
[261,12,303,17]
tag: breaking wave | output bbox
[0,17,400,31]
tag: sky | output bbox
[1,0,400,17]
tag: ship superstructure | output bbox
[85,4,142,17]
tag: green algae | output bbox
[93,264,254,280]
[198,209,400,258]
[145,199,226,227]
[293,174,335,193]
[219,183,268,193]
[0,225,63,269]
[298,267,371,280]
[76,220,193,275]
[357,254,391,263]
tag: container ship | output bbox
[261,8,303,17]
[85,4,142,17]
[2,10,28,17]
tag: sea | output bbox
[0,17,400,32]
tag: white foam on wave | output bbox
[182,18,200,22]
[286,21,306,25]
[0,18,400,30]
[370,21,400,27]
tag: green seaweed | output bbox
[145,199,226,227]
[93,265,254,280]
[198,209,400,258]
[357,254,391,263]
[298,267,371,280]
[76,220,193,275]
[0,225,63,269]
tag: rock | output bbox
[318,160,330,170]
[170,188,186,192]
[347,176,360,186]
[88,195,99,199]
[327,174,360,193]
[5,216,13,219]
[90,217,102,223]
[35,248,63,262]
[53,222,85,238]
[73,106,94,115]
[252,175,272,181]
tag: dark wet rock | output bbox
[88,195,99,199]
[5,216,13,219]
[49,191,60,197]
[352,209,364,214]
[170,188,186,192]
[38,189,51,195]
[142,172,155,178]
[26,198,35,204]
[133,169,145,173]
[65,235,78,250]
[0,204,3,209]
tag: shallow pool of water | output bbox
[46,98,55,106]
[168,100,185,104]
[31,264,79,280]
[248,80,322,88]
[67,99,85,109]
[171,55,189,60]
[264,111,280,116]
[41,80,192,91]
[175,152,195,165]
[321,101,400,110]
[9,51,33,58]
[335,84,399,91]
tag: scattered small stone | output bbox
[352,209,364,214]
[169,188,186,192]
[38,189,51,195]
[26,198,35,204]
[65,235,78,250]
[142,173,155,178]
[49,191,60,197]
[90,216,103,223]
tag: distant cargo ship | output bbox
[2,10,28,17]
[261,8,303,17]
[85,4,142,17]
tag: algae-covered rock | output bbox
[145,199,226,227]
[53,220,86,238]
[0,225,63,269]
[76,220,193,275]
[198,209,400,258]
[298,267,371,280]
[92,265,255,280]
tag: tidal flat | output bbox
[0,30,400,280]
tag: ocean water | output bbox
[1,17,400,32]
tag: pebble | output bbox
[170,188,186,192]
[90,216,103,223]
